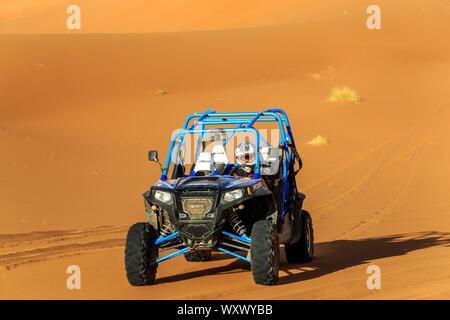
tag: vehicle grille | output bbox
[181,198,213,216]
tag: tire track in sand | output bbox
[326,102,450,239]
[0,225,128,271]
[330,141,438,240]
[306,102,449,214]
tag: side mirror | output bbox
[148,150,163,173]
[148,150,159,162]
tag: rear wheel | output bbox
[125,222,159,286]
[285,210,314,263]
[250,220,279,285]
[184,250,212,262]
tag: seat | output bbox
[193,152,214,176]
[260,146,280,176]
[211,145,229,175]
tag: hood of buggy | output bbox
[153,175,256,191]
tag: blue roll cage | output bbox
[159,108,299,220]
[151,109,301,264]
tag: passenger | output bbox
[229,141,257,177]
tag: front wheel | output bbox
[285,210,314,263]
[250,220,280,285]
[125,222,159,286]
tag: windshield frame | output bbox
[160,127,262,181]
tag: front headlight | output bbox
[223,189,243,202]
[154,190,172,203]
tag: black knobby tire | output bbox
[184,250,212,262]
[250,220,280,285]
[285,210,314,263]
[125,222,159,286]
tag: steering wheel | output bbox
[228,165,239,176]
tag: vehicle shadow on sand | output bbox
[277,231,450,285]
[155,260,250,284]
[155,231,449,285]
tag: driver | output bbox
[229,141,257,177]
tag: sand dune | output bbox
[1,0,449,299]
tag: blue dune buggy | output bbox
[125,109,314,285]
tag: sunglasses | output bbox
[238,153,255,163]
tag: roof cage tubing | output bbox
[183,111,286,130]
[183,109,216,130]
[160,127,263,181]
[245,110,267,128]
[172,109,215,166]
[184,110,289,145]
[246,109,292,147]
[172,111,287,173]
[174,124,271,171]
[219,123,271,148]
[173,119,270,174]
[193,122,205,164]
[173,109,297,183]
[180,110,292,179]
[264,108,296,147]
[222,123,243,147]
[196,117,280,124]
[171,123,271,173]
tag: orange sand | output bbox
[0,0,449,299]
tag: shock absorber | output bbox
[228,208,247,236]
[159,210,176,237]
[160,222,176,237]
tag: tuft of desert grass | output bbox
[327,87,361,103]
[307,135,329,146]
[308,73,322,80]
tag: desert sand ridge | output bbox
[0,0,449,299]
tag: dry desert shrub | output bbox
[308,73,322,80]
[327,87,361,103]
[307,135,329,146]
